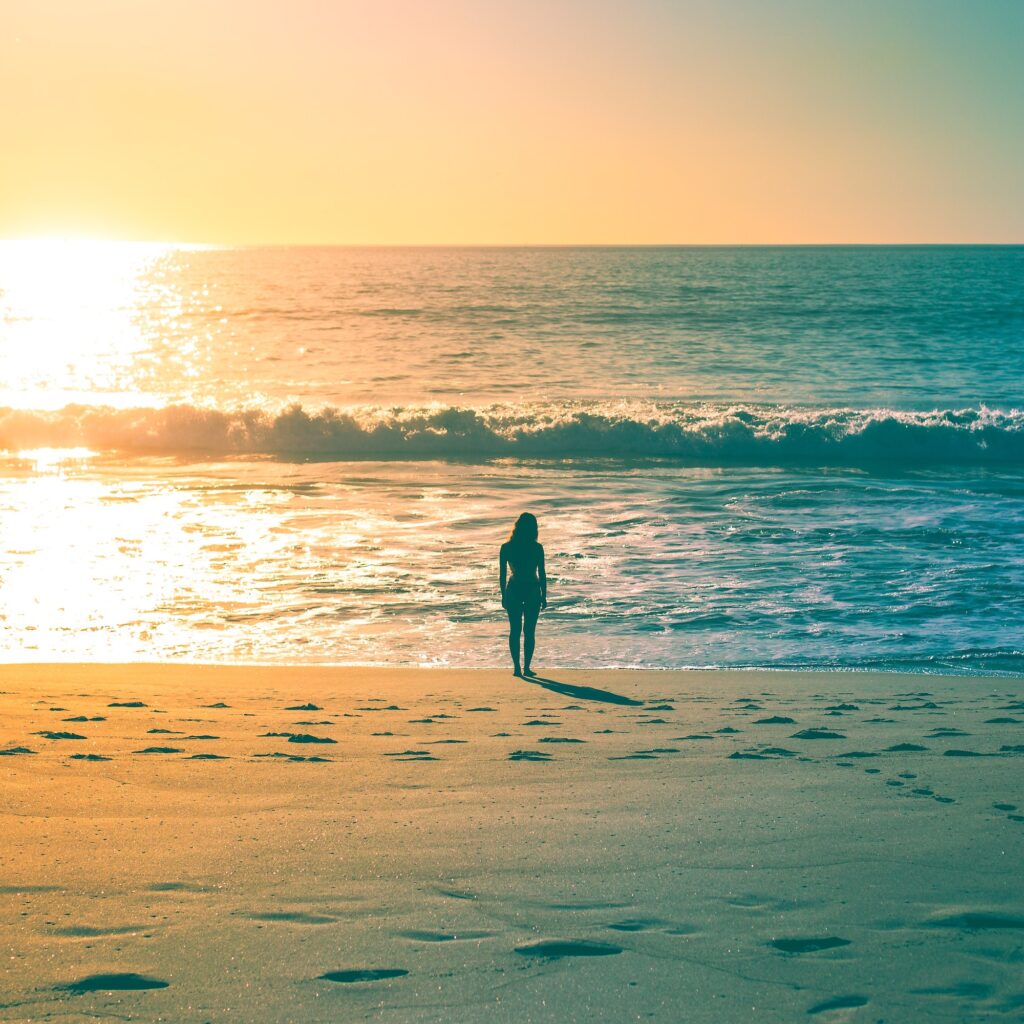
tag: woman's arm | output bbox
[499,546,508,604]
[538,544,547,609]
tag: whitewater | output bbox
[1,401,1023,463]
[0,243,1022,671]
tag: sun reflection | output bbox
[14,447,97,472]
[0,239,198,409]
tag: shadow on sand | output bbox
[524,673,643,707]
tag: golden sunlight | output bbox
[14,447,97,471]
[0,239,187,409]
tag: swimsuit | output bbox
[504,573,542,613]
[503,542,543,613]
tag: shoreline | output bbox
[4,661,1022,678]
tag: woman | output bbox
[499,512,547,677]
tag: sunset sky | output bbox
[2,0,1022,244]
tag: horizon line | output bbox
[2,238,1023,249]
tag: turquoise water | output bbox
[0,244,1021,671]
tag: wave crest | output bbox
[1,402,1022,465]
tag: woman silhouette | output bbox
[499,512,547,677]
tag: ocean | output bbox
[1,243,1022,672]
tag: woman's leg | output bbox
[522,604,541,674]
[506,607,523,675]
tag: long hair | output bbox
[508,512,538,545]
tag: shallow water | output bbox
[0,244,1021,670]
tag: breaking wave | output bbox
[2,402,1023,465]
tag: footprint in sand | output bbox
[509,750,552,762]
[34,731,86,741]
[108,701,147,708]
[254,752,331,762]
[63,715,105,722]
[286,703,322,711]
[924,911,1024,931]
[245,910,336,925]
[514,939,622,959]
[606,918,667,933]
[320,969,408,983]
[189,753,228,760]
[54,924,148,937]
[134,746,182,754]
[538,737,585,744]
[0,746,36,756]
[729,747,798,761]
[69,753,111,761]
[807,994,869,1016]
[287,734,336,744]
[399,929,493,942]
[61,972,168,992]
[770,936,851,953]
[755,716,796,725]
[791,728,846,740]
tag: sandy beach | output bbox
[1,663,1022,1022]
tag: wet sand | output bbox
[1,664,1023,1022]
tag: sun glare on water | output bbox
[0,238,196,410]
[13,447,97,471]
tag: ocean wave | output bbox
[1,402,1023,465]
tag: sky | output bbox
[1,0,1022,244]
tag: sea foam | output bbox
[1,402,1021,465]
